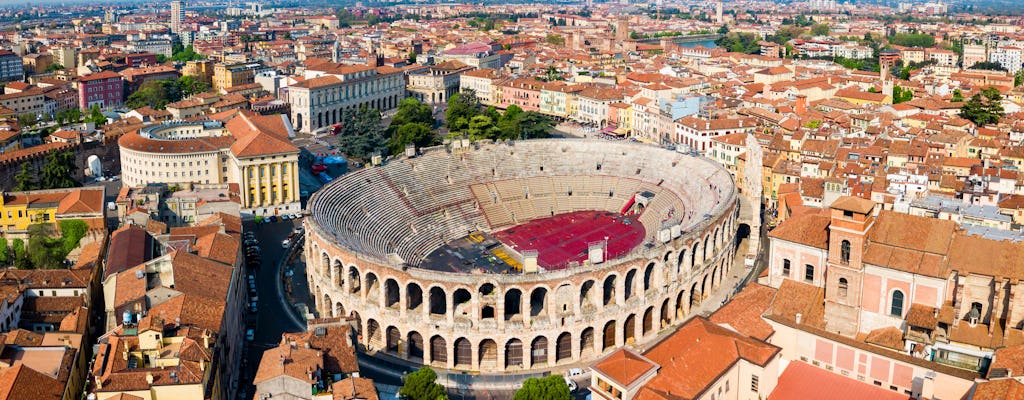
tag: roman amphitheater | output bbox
[304,139,740,374]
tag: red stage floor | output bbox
[493,210,646,270]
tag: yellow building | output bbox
[182,59,215,87]
[0,187,105,237]
[118,110,299,217]
[212,62,265,91]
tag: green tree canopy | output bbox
[87,104,107,126]
[951,88,964,102]
[513,375,571,400]
[334,106,387,160]
[810,23,830,36]
[389,123,437,155]
[715,32,761,54]
[960,87,1004,126]
[893,85,914,104]
[545,33,565,46]
[0,238,8,265]
[399,367,448,400]
[14,163,37,191]
[40,151,80,190]
[888,33,935,48]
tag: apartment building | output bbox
[287,61,405,134]
[77,70,124,110]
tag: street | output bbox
[237,218,306,400]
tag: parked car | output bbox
[281,214,290,221]
[245,329,254,341]
[293,227,304,235]
[282,239,291,248]
[249,301,258,313]
[564,377,578,393]
[268,216,278,223]
[292,213,303,219]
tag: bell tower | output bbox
[823,196,876,337]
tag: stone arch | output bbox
[452,288,472,317]
[365,272,380,303]
[406,282,423,312]
[505,339,524,369]
[386,326,400,353]
[530,286,549,318]
[676,248,687,276]
[384,278,400,309]
[624,314,637,344]
[580,280,597,311]
[642,306,654,336]
[332,260,343,288]
[408,331,424,360]
[602,274,618,306]
[661,297,672,328]
[429,286,447,316]
[335,302,345,318]
[504,287,522,320]
[553,283,575,319]
[323,293,333,317]
[296,113,303,131]
[703,234,711,262]
[319,252,329,278]
[348,266,361,295]
[677,289,688,319]
[479,339,498,369]
[691,241,700,269]
[643,262,655,292]
[624,269,638,300]
[366,319,382,348]
[454,337,472,368]
[556,332,572,363]
[430,335,447,365]
[689,278,701,308]
[580,327,595,359]
[602,320,617,351]
[713,227,721,254]
[351,311,362,337]
[662,250,674,268]
[531,336,548,366]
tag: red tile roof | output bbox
[767,361,910,400]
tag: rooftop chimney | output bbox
[795,313,803,324]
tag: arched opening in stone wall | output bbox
[530,287,548,318]
[661,298,672,329]
[531,336,548,366]
[365,273,380,302]
[556,332,572,363]
[348,266,361,295]
[504,288,522,321]
[602,320,616,351]
[479,339,498,369]
[367,319,382,349]
[624,269,637,301]
[384,279,400,309]
[386,326,400,353]
[580,280,596,311]
[407,283,423,312]
[624,314,637,344]
[430,335,447,364]
[408,331,424,361]
[643,263,655,292]
[429,287,447,316]
[580,327,595,359]
[505,339,523,368]
[453,288,472,317]
[603,275,617,307]
[454,338,472,367]
[642,307,654,336]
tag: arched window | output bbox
[838,278,848,298]
[969,302,983,324]
[890,290,904,317]
[804,264,814,283]
[840,240,851,264]
[782,259,791,277]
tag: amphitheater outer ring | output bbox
[303,139,740,374]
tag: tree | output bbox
[717,24,729,34]
[810,23,830,36]
[969,61,1007,71]
[888,33,935,48]
[18,113,37,127]
[803,120,822,129]
[513,375,571,400]
[408,51,418,64]
[391,97,435,128]
[177,76,207,97]
[334,106,388,160]
[951,88,964,102]
[1015,70,1024,87]
[58,219,88,254]
[45,63,64,72]
[27,224,65,269]
[398,367,448,400]
[715,32,761,54]
[515,111,554,139]
[544,33,565,46]
[40,151,79,189]
[11,239,28,269]
[0,237,8,265]
[893,85,914,104]
[960,87,1004,126]
[446,91,482,132]
[389,123,437,155]
[467,115,499,140]
[14,163,37,191]
[87,104,106,126]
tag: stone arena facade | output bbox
[304,139,740,373]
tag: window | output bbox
[969,302,983,323]
[751,375,759,392]
[890,290,904,317]
[804,264,814,283]
[840,240,851,264]
[838,278,848,298]
[782,259,791,276]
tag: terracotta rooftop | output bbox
[767,360,909,400]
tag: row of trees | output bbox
[399,367,571,400]
[0,220,88,269]
[445,90,554,141]
[125,76,208,110]
[14,150,79,191]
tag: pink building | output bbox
[499,78,541,112]
[77,70,124,110]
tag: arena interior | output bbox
[304,138,741,374]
